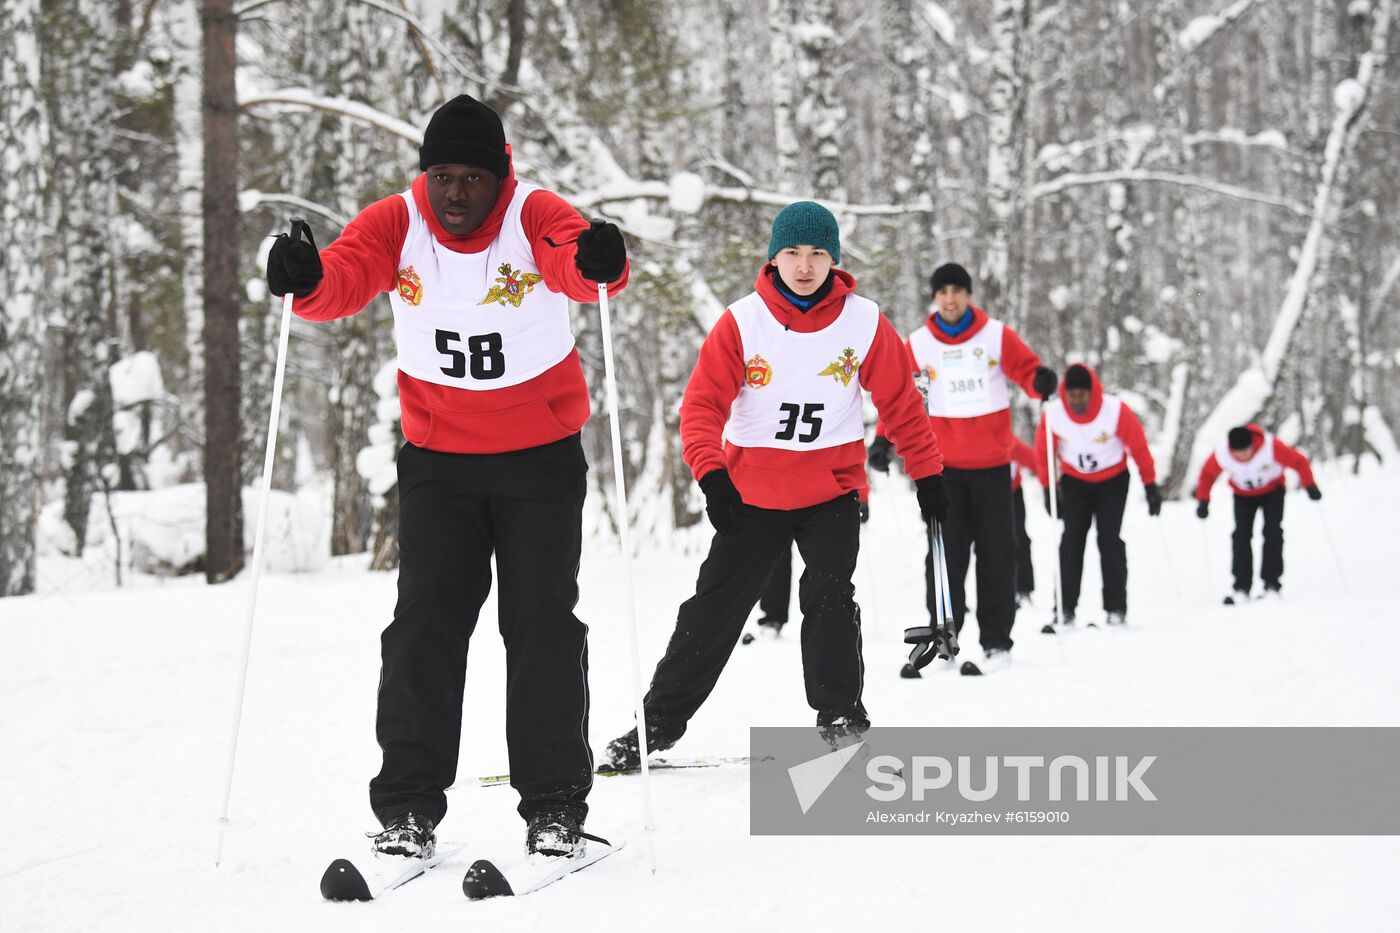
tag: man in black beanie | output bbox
[871,263,1057,675]
[266,94,629,863]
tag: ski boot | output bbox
[371,812,436,860]
[602,719,686,771]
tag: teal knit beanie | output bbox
[767,201,841,264]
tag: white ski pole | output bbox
[596,281,658,872]
[1315,502,1349,588]
[215,219,305,867]
[1043,406,1067,628]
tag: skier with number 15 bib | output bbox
[264,95,629,863]
[1034,364,1159,627]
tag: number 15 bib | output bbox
[388,182,575,390]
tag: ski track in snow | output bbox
[2,464,1397,931]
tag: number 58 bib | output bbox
[723,291,879,451]
[388,182,575,390]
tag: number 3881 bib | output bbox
[723,292,880,451]
[908,319,1010,418]
[388,182,574,390]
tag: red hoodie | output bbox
[1034,364,1156,486]
[877,305,1046,469]
[1195,423,1315,500]
[680,266,943,510]
[290,152,629,454]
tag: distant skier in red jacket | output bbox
[1195,423,1320,603]
[1035,364,1160,626]
[264,95,628,862]
[604,202,948,766]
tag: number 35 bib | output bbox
[723,291,879,451]
[388,182,575,390]
[908,319,1010,418]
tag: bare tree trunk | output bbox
[983,0,1033,319]
[768,0,800,193]
[0,0,47,594]
[202,0,244,582]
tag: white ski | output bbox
[462,837,623,899]
[320,842,465,901]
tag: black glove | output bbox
[1144,483,1162,517]
[859,500,870,524]
[867,436,894,474]
[915,474,950,522]
[1032,365,1058,400]
[1196,500,1209,519]
[574,219,627,282]
[699,469,743,536]
[1306,484,1322,501]
[266,220,322,298]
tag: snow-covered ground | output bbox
[3,462,1397,932]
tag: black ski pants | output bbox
[931,465,1017,652]
[644,492,865,728]
[370,436,593,829]
[1232,487,1285,592]
[758,543,794,623]
[1012,484,1034,596]
[1058,470,1129,615]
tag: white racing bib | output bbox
[1215,433,1284,490]
[1047,395,1126,475]
[388,182,574,390]
[908,318,1010,418]
[723,291,880,451]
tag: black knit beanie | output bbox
[1065,364,1092,391]
[1228,427,1254,451]
[419,95,510,176]
[929,263,973,295]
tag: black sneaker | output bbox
[602,719,686,771]
[371,812,436,859]
[525,808,583,858]
[816,712,870,750]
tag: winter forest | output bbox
[1,0,1397,596]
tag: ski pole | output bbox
[1154,511,1182,599]
[596,281,658,872]
[929,518,959,659]
[1043,405,1067,627]
[215,218,306,867]
[1315,503,1349,589]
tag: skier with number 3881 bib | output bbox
[1034,364,1159,627]
[604,202,947,768]
[264,95,629,864]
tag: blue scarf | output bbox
[933,307,974,337]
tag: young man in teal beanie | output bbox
[603,202,950,766]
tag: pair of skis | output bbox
[319,836,622,902]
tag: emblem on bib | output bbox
[924,365,937,381]
[819,348,862,387]
[1093,431,1111,445]
[396,266,424,306]
[744,354,773,388]
[480,262,544,307]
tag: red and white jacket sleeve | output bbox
[861,317,942,479]
[292,195,406,322]
[1195,454,1223,501]
[680,311,746,482]
[1001,325,1046,399]
[521,189,629,300]
[1117,404,1157,486]
[1274,439,1316,488]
